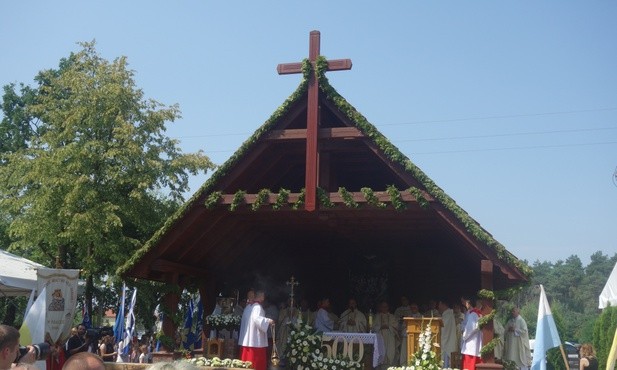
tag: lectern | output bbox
[404,317,442,364]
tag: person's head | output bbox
[511,307,520,318]
[348,298,357,310]
[69,327,78,338]
[378,301,389,313]
[579,343,595,358]
[453,303,462,314]
[400,296,409,306]
[410,303,419,313]
[76,324,86,337]
[246,289,255,303]
[320,298,331,309]
[0,324,20,368]
[437,300,450,313]
[140,345,148,354]
[254,290,265,304]
[62,352,105,370]
[461,296,472,310]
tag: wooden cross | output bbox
[277,30,352,211]
[285,275,300,309]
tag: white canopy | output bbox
[0,249,47,297]
[599,260,617,309]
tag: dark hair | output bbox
[0,324,20,351]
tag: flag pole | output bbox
[559,344,570,370]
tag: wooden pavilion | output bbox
[118,31,530,355]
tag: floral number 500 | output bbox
[322,336,364,362]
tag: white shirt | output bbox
[314,308,333,332]
[461,309,482,357]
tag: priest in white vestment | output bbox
[239,291,274,370]
[314,298,334,332]
[504,307,532,370]
[461,299,483,370]
[276,300,298,361]
[394,296,415,366]
[338,298,367,333]
[372,301,399,368]
[299,299,315,326]
[438,300,458,368]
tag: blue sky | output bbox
[1,1,616,264]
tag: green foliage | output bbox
[204,191,222,209]
[408,186,429,209]
[292,188,305,210]
[338,187,359,208]
[478,309,496,329]
[317,187,335,208]
[229,190,246,211]
[593,306,617,370]
[0,41,213,319]
[386,185,406,211]
[251,188,271,211]
[360,187,386,208]
[272,188,290,211]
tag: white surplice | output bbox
[240,303,270,348]
[372,312,399,366]
[461,309,482,357]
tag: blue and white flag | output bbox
[182,298,195,349]
[113,283,126,343]
[121,287,138,357]
[531,285,562,370]
[82,302,92,329]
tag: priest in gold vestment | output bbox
[338,298,367,333]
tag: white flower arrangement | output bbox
[205,314,241,330]
[285,321,361,370]
[184,356,252,368]
[388,324,448,370]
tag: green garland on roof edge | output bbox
[338,187,359,208]
[314,55,532,278]
[387,185,406,211]
[117,56,531,278]
[273,188,290,211]
[230,190,246,211]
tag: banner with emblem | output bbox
[37,268,80,343]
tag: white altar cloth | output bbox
[322,332,385,368]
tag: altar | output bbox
[322,332,385,369]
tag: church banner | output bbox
[37,268,80,343]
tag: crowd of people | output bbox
[232,290,571,370]
[64,324,154,364]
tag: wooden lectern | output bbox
[404,317,443,364]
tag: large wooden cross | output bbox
[277,30,352,212]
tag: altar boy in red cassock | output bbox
[461,298,483,370]
[240,290,274,370]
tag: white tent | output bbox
[599,260,617,309]
[0,249,46,297]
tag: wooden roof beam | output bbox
[265,127,364,141]
[214,190,434,207]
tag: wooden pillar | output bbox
[161,273,181,352]
[477,260,502,370]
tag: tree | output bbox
[0,41,215,314]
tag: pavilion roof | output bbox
[118,60,531,289]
